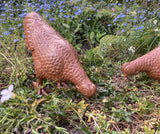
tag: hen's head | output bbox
[24,12,43,25]
[24,12,45,51]
[76,80,96,99]
[122,62,139,77]
[24,12,55,51]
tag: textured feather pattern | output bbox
[24,12,96,98]
[122,47,160,80]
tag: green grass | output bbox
[0,0,160,133]
[0,37,159,133]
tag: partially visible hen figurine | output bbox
[24,12,96,99]
[122,47,160,81]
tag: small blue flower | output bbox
[110,3,114,6]
[27,3,32,6]
[73,6,79,9]
[9,9,14,12]
[59,1,63,5]
[134,15,137,19]
[45,14,50,18]
[137,10,141,13]
[108,24,111,27]
[135,25,144,31]
[153,11,156,14]
[143,9,147,13]
[148,12,153,15]
[3,31,10,36]
[117,14,122,18]
[142,18,146,21]
[126,8,131,12]
[9,27,15,31]
[139,14,144,19]
[67,15,70,18]
[19,13,27,18]
[34,8,39,12]
[18,24,22,28]
[91,7,96,10]
[123,22,127,26]
[59,9,63,13]
[8,16,13,19]
[22,9,27,12]
[22,35,25,38]
[14,39,19,43]
[40,5,43,9]
[121,29,126,32]
[121,15,127,18]
[113,18,117,22]
[1,14,5,17]
[10,13,14,17]
[75,9,83,16]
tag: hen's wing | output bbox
[24,12,79,79]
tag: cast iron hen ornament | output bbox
[24,12,96,99]
[122,47,160,81]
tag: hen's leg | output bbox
[57,82,69,89]
[32,78,52,95]
[32,78,45,95]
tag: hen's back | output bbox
[24,12,78,59]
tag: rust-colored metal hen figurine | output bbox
[24,12,96,99]
[122,47,160,81]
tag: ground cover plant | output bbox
[0,0,160,133]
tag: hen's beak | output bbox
[123,73,128,77]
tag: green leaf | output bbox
[62,23,70,29]
[74,24,81,33]
[90,32,95,40]
[125,116,132,122]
